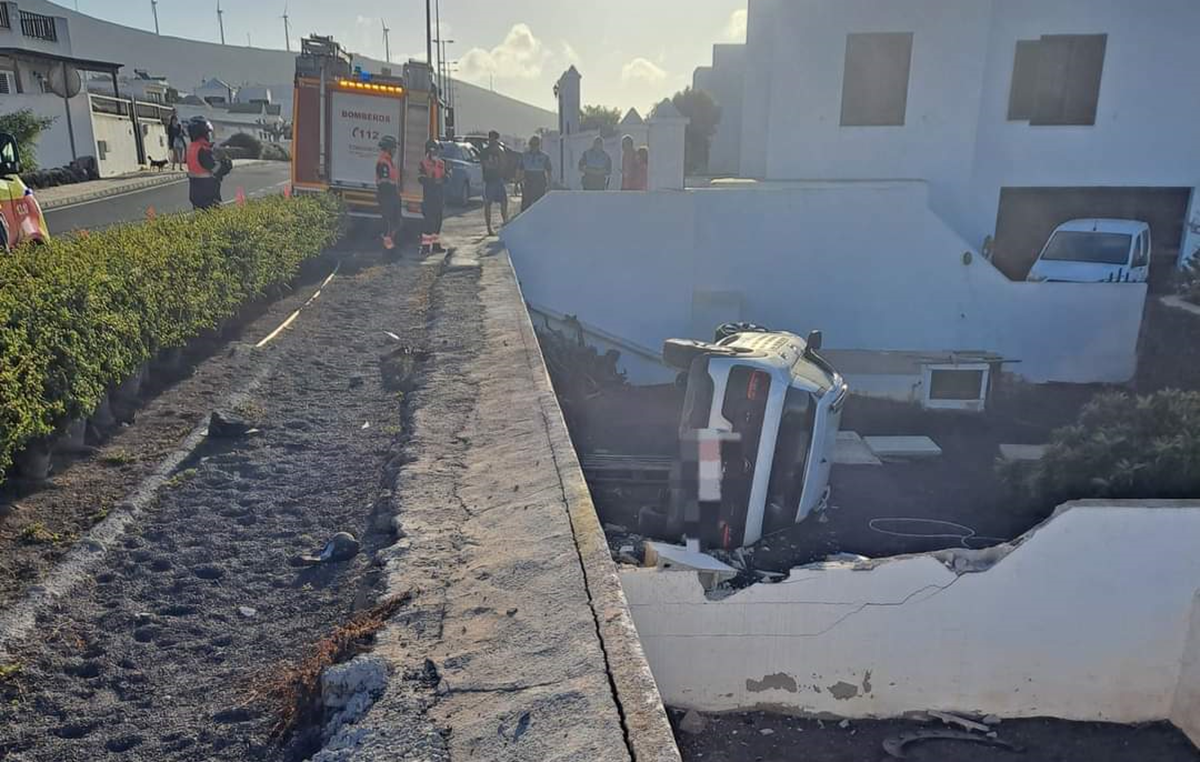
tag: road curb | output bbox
[39,160,277,210]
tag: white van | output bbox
[1026,219,1151,283]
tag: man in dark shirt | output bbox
[518,136,552,213]
[186,117,231,210]
[480,130,509,236]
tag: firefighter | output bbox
[375,135,401,251]
[418,139,447,255]
[185,117,231,210]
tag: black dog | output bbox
[149,158,169,170]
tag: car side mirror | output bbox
[0,133,21,177]
[806,330,823,352]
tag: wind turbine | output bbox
[382,18,391,63]
[151,0,160,35]
[216,0,226,45]
[282,3,292,53]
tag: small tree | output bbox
[579,105,621,138]
[668,87,721,174]
[0,109,57,171]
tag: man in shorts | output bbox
[480,130,509,236]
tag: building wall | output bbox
[3,90,95,170]
[740,0,1200,251]
[1174,593,1200,746]
[700,45,745,177]
[620,502,1200,724]
[502,183,1146,385]
[89,110,140,177]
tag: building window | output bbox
[1008,34,1107,125]
[0,70,15,96]
[840,32,913,127]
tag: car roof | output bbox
[1054,219,1149,235]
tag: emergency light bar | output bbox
[336,79,404,95]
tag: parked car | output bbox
[1026,219,1151,283]
[0,132,50,252]
[460,135,521,181]
[438,141,483,207]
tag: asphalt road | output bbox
[44,162,293,234]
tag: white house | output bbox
[692,43,745,177]
[87,69,171,103]
[195,76,235,106]
[725,0,1200,275]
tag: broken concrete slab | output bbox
[999,444,1048,462]
[835,431,883,466]
[863,436,943,461]
[644,541,738,589]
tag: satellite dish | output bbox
[46,65,82,98]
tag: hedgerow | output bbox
[0,194,344,481]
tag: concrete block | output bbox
[835,431,882,466]
[863,436,942,460]
[999,444,1047,462]
[644,541,738,589]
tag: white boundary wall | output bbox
[619,501,1200,729]
[1174,592,1200,746]
[503,183,1146,385]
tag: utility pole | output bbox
[151,0,160,35]
[282,3,291,52]
[216,1,226,45]
[425,0,433,69]
[382,19,391,63]
[435,0,443,96]
[247,32,252,46]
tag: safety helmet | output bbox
[378,135,398,151]
[425,139,440,153]
[187,116,214,142]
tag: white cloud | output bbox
[725,9,748,41]
[460,23,548,83]
[561,41,581,67]
[621,57,667,85]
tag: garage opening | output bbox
[993,186,1192,289]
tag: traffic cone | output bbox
[235,187,246,206]
[283,184,293,199]
[78,229,90,238]
[146,205,156,219]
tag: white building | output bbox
[692,43,744,177]
[87,69,171,103]
[195,76,235,106]
[721,0,1200,274]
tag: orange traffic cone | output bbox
[78,229,90,238]
[235,187,246,206]
[146,205,156,219]
[283,184,293,199]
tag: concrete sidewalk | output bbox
[35,159,272,210]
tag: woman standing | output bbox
[167,114,186,171]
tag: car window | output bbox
[1040,232,1133,265]
[460,144,481,162]
[1133,233,1149,268]
[440,143,461,160]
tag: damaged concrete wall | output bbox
[619,502,1200,723]
[503,184,1145,385]
[1173,592,1200,746]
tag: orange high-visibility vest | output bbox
[420,156,445,181]
[186,139,213,178]
[376,151,398,186]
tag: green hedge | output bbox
[0,194,344,480]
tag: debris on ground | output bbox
[293,532,361,566]
[929,709,992,733]
[882,728,1023,758]
[319,654,389,742]
[678,709,707,735]
[207,411,258,438]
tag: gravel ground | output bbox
[0,234,440,760]
[673,711,1200,762]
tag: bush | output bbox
[0,194,345,482]
[1000,389,1200,507]
[1177,255,1200,305]
[0,109,56,172]
[222,132,263,159]
[260,142,291,162]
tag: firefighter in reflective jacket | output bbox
[185,117,231,210]
[376,135,401,251]
[418,139,447,255]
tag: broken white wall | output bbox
[620,501,1200,724]
[1174,592,1200,746]
[503,183,1146,385]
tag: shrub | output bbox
[260,142,291,162]
[222,132,263,159]
[0,109,56,172]
[1000,389,1200,507]
[0,194,344,482]
[1177,255,1200,305]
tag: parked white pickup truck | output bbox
[1026,219,1152,283]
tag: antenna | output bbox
[382,18,391,63]
[151,0,160,35]
[282,3,291,52]
[216,0,226,46]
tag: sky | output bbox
[62,1,748,112]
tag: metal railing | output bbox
[19,10,58,42]
[0,5,11,30]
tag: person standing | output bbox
[480,130,509,236]
[631,146,650,191]
[167,114,186,171]
[619,135,637,190]
[419,139,447,255]
[578,136,612,191]
[518,135,552,213]
[185,117,231,210]
[375,135,401,252]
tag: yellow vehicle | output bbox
[291,35,438,226]
[0,132,50,251]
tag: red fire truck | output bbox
[291,35,438,228]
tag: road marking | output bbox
[254,265,340,349]
[44,177,189,212]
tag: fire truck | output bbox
[291,35,438,227]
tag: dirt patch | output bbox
[673,711,1199,762]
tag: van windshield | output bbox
[1041,231,1132,265]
